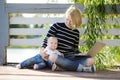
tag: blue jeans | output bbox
[20,54,46,69]
[55,55,91,71]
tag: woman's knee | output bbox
[86,58,95,66]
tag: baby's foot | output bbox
[16,64,21,69]
[52,63,63,71]
[33,64,39,70]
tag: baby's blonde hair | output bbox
[65,5,82,29]
[47,36,58,43]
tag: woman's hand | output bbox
[40,47,49,61]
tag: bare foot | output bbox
[16,64,21,69]
[33,64,39,70]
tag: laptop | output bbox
[75,42,106,57]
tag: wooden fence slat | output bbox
[108,28,120,35]
[102,39,120,46]
[9,28,120,35]
[6,4,85,13]
[6,4,120,14]
[10,38,43,46]
[10,39,120,46]
[10,17,120,24]
[10,17,64,24]
[10,28,49,35]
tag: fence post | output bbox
[0,0,9,65]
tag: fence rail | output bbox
[10,28,120,35]
[10,17,120,24]
[6,3,120,14]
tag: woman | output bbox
[40,5,96,72]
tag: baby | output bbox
[16,36,63,70]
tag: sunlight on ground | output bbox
[7,48,39,63]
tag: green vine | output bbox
[83,0,105,48]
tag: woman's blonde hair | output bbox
[65,5,82,29]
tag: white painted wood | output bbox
[79,40,120,46]
[10,38,44,46]
[10,17,120,24]
[6,4,85,13]
[10,39,120,46]
[0,0,9,65]
[10,17,64,24]
[102,39,120,46]
[9,28,120,35]
[6,4,120,14]
[108,28,120,35]
[10,28,49,35]
[105,18,120,24]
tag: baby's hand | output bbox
[61,53,64,57]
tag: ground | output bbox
[0,65,120,80]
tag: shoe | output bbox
[83,65,96,73]
[52,63,63,71]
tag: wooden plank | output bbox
[10,17,120,24]
[0,0,8,65]
[9,28,120,35]
[102,39,120,46]
[10,38,43,46]
[6,4,120,14]
[9,38,120,46]
[79,28,120,35]
[79,40,120,46]
[1,66,120,80]
[6,4,85,13]
[10,28,49,35]
[10,17,64,24]
[107,28,120,35]
[105,18,120,24]
[0,0,9,46]
[79,39,120,46]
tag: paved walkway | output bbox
[0,66,120,80]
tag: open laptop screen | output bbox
[87,42,106,57]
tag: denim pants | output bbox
[20,54,46,69]
[55,55,91,71]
